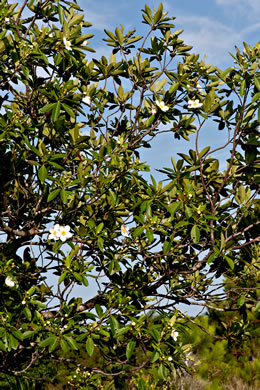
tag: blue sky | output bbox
[13,0,260,178]
[68,1,259,314]
[77,0,260,68]
[12,1,259,315]
[76,0,260,180]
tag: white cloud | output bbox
[242,22,260,36]
[216,0,260,18]
[174,15,241,66]
[83,9,115,31]
[162,0,259,67]
[77,0,117,31]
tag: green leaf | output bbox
[23,330,37,340]
[82,276,89,287]
[62,103,75,118]
[110,315,119,337]
[163,240,171,254]
[58,271,68,284]
[254,75,260,91]
[251,92,260,103]
[255,301,260,312]
[199,146,210,158]
[68,14,84,27]
[237,296,245,307]
[96,222,104,234]
[220,232,225,251]
[52,101,61,122]
[60,338,69,353]
[104,29,116,40]
[7,334,19,350]
[38,165,48,183]
[86,336,94,356]
[219,67,233,80]
[65,255,72,268]
[115,27,123,45]
[47,189,61,203]
[49,336,59,352]
[23,307,32,321]
[0,341,6,352]
[40,103,56,113]
[126,340,136,360]
[58,4,64,24]
[132,226,144,238]
[185,205,192,219]
[63,335,79,350]
[144,114,155,128]
[125,36,143,45]
[152,350,160,363]
[203,90,215,112]
[240,79,246,97]
[154,3,163,24]
[174,220,190,229]
[109,258,120,275]
[168,202,181,215]
[95,304,103,318]
[27,286,36,297]
[115,326,130,337]
[73,272,83,282]
[108,190,117,206]
[191,225,200,244]
[39,336,57,348]
[11,329,23,342]
[158,363,167,380]
[60,189,69,203]
[207,249,220,264]
[235,184,245,204]
[97,236,104,252]
[149,327,160,342]
[225,255,234,270]
[145,228,154,243]
[169,83,179,94]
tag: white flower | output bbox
[151,105,157,115]
[171,329,179,341]
[48,224,61,241]
[63,37,72,51]
[5,17,10,23]
[22,300,26,305]
[82,95,91,105]
[5,276,15,288]
[82,40,89,46]
[155,100,169,112]
[196,83,206,95]
[168,356,173,361]
[121,224,129,237]
[188,99,203,109]
[48,224,73,242]
[59,225,73,242]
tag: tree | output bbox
[0,0,259,388]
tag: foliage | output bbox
[185,309,260,389]
[0,0,259,388]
